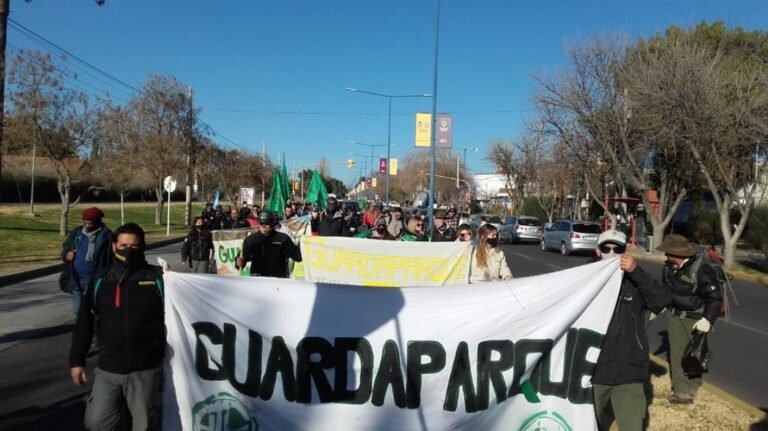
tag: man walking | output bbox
[181,216,214,273]
[591,230,671,430]
[656,234,722,404]
[61,207,113,315]
[237,211,302,278]
[430,209,457,241]
[314,197,351,237]
[69,223,165,430]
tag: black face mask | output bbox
[326,204,338,213]
[115,247,144,268]
[486,237,499,248]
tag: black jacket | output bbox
[592,266,672,385]
[663,255,723,322]
[241,230,302,278]
[430,226,457,242]
[69,260,165,374]
[314,211,351,237]
[181,228,213,261]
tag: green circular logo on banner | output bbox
[518,410,573,431]
[191,392,258,431]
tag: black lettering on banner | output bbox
[371,340,407,408]
[192,322,225,381]
[443,342,478,412]
[259,336,297,402]
[508,339,552,398]
[476,340,514,410]
[334,338,374,404]
[406,341,446,409]
[222,324,262,397]
[531,334,571,400]
[567,328,602,404]
[296,337,335,403]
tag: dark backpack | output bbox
[689,251,737,320]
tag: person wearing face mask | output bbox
[430,209,457,242]
[656,234,723,405]
[313,197,352,237]
[455,224,474,244]
[236,211,302,278]
[69,223,166,430]
[469,224,512,283]
[591,230,671,430]
[60,207,113,315]
[181,216,214,273]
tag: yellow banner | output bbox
[299,236,472,287]
[389,158,398,175]
[415,112,431,147]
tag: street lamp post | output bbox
[345,88,431,204]
[462,146,479,169]
[353,142,386,200]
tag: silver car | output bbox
[541,220,603,255]
[469,214,502,232]
[499,216,544,244]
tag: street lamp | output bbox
[462,146,479,169]
[353,142,386,200]
[345,87,431,204]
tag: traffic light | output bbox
[347,159,355,168]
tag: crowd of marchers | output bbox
[58,198,723,431]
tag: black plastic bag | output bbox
[682,330,711,377]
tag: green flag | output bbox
[267,168,285,216]
[280,155,291,203]
[305,169,329,210]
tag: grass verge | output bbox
[0,202,202,275]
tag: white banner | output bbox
[300,236,473,286]
[163,259,622,431]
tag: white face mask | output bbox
[601,250,618,260]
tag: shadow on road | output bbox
[652,330,670,360]
[0,324,74,344]
[749,408,768,430]
[0,392,87,431]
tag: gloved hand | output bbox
[692,317,712,333]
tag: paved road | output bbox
[0,241,766,430]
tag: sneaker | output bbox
[667,393,694,404]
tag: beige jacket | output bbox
[469,247,513,283]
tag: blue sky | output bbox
[8,1,767,185]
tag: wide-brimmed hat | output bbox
[656,234,697,257]
[434,209,447,219]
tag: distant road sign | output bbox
[163,176,177,193]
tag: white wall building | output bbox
[472,173,514,202]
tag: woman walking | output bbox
[469,224,512,283]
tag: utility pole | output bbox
[184,86,194,227]
[0,0,9,203]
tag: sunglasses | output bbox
[459,233,471,238]
[599,244,626,254]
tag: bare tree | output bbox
[9,50,100,235]
[124,75,188,224]
[534,36,694,244]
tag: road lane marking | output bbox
[724,320,768,337]
[512,252,535,261]
[548,264,564,270]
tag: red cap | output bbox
[82,207,105,221]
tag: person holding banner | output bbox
[236,211,302,278]
[69,223,165,431]
[430,209,457,242]
[469,224,512,283]
[591,230,671,431]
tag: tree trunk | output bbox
[58,179,70,236]
[155,184,164,225]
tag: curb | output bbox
[0,236,185,288]
[649,354,767,420]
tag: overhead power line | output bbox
[7,18,249,153]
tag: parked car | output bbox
[499,216,544,244]
[540,220,603,255]
[469,214,502,232]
